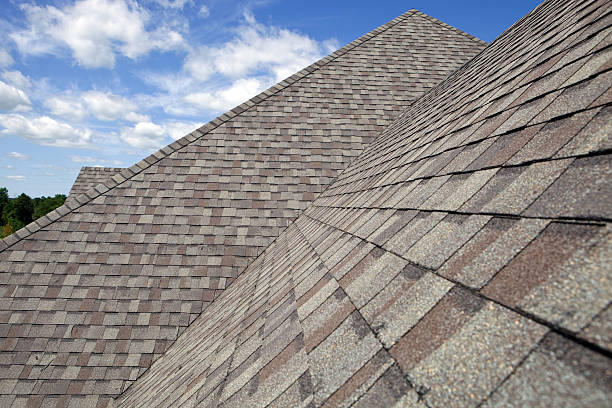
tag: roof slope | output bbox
[66,167,124,205]
[0,11,486,408]
[116,0,612,406]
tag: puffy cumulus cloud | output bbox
[11,0,185,68]
[0,50,13,68]
[164,120,202,140]
[120,120,203,150]
[138,73,266,116]
[0,114,92,147]
[82,91,148,122]
[45,90,148,122]
[139,14,338,117]
[0,80,31,111]
[185,77,267,112]
[8,152,28,160]
[1,71,31,90]
[121,121,166,149]
[44,96,88,122]
[184,13,337,82]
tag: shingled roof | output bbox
[116,0,612,406]
[0,10,488,408]
[66,167,124,205]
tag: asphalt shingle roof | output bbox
[0,9,488,408]
[115,0,612,406]
[66,167,124,205]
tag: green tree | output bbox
[0,187,8,224]
[5,193,34,231]
[33,194,66,220]
[0,188,66,238]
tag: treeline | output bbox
[0,188,66,238]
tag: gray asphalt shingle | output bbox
[116,1,611,406]
[1,1,611,407]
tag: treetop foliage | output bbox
[0,187,66,238]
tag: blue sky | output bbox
[0,0,542,197]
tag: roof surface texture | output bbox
[0,10,487,408]
[66,167,125,205]
[116,0,612,406]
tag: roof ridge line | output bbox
[0,10,416,251]
[79,166,125,172]
[410,9,487,45]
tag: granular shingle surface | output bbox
[67,167,125,205]
[2,0,612,407]
[115,0,612,406]
[0,9,487,408]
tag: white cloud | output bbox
[0,50,13,68]
[83,91,147,122]
[0,114,92,147]
[121,121,166,149]
[184,15,335,82]
[153,0,193,8]
[69,155,98,163]
[6,175,26,181]
[164,121,202,140]
[45,96,88,121]
[45,90,147,122]
[11,0,185,68]
[70,155,122,165]
[8,152,28,160]
[139,71,197,95]
[120,120,201,150]
[0,80,31,111]
[185,77,267,112]
[1,71,31,90]
[124,111,149,122]
[138,14,338,117]
[199,5,210,17]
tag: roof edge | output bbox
[0,8,485,253]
